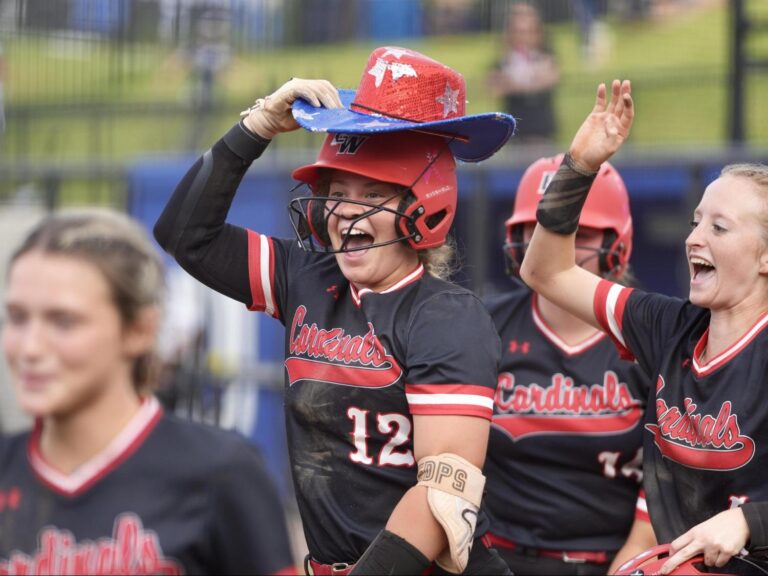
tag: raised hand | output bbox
[242,78,342,140]
[569,79,634,173]
[660,508,750,575]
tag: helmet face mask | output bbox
[505,154,633,278]
[288,190,420,254]
[504,226,627,278]
[291,132,457,253]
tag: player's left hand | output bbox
[568,79,633,173]
[660,508,750,574]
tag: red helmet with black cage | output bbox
[505,154,633,278]
[290,130,457,252]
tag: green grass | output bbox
[3,0,767,168]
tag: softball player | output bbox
[521,79,768,575]
[483,155,655,575]
[0,209,295,576]
[154,47,516,575]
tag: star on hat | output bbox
[436,83,460,118]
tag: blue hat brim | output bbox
[292,89,516,163]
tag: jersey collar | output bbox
[350,264,425,307]
[532,292,606,356]
[692,310,768,376]
[27,396,164,497]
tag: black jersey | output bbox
[153,122,502,565]
[594,279,768,544]
[483,286,650,552]
[0,397,295,576]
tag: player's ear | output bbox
[759,240,768,275]
[123,306,161,358]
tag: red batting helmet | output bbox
[504,154,633,277]
[290,130,457,251]
[613,544,763,575]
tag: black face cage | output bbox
[503,227,623,278]
[287,183,419,254]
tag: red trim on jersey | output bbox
[492,410,642,441]
[27,397,164,497]
[594,279,634,361]
[285,357,402,388]
[247,230,279,319]
[272,565,302,576]
[409,404,494,419]
[405,384,494,420]
[532,292,606,356]
[350,264,425,306]
[635,488,650,522]
[484,533,611,564]
[691,310,768,376]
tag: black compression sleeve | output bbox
[349,530,431,576]
[153,122,270,305]
[535,152,598,235]
[743,502,768,552]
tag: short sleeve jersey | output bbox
[247,232,501,564]
[0,397,295,576]
[483,286,649,551]
[594,279,768,542]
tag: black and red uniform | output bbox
[482,285,650,573]
[594,279,768,565]
[0,397,295,575]
[153,122,502,567]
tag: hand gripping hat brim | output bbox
[292,46,516,163]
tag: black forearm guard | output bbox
[349,530,431,576]
[535,152,599,235]
[743,502,768,552]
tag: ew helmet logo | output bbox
[537,170,556,195]
[331,134,368,155]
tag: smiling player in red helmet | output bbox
[289,129,458,254]
[154,47,515,575]
[482,154,656,575]
[504,154,633,277]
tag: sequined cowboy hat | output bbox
[292,46,517,162]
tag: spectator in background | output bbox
[487,2,560,145]
[189,5,232,113]
[572,0,611,67]
[0,40,6,136]
[0,209,296,575]
[177,2,233,151]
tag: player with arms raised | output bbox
[520,79,768,575]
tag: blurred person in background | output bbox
[155,46,517,575]
[572,0,602,64]
[0,39,6,136]
[164,1,233,151]
[0,209,295,575]
[482,155,656,575]
[187,4,232,114]
[487,2,560,145]
[521,79,768,575]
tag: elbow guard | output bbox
[417,453,486,573]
